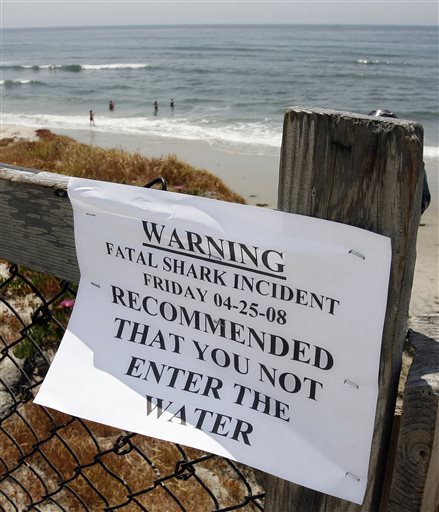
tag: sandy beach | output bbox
[1,124,437,318]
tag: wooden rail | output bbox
[0,165,79,282]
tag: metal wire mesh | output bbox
[0,261,265,511]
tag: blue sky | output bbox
[2,1,438,28]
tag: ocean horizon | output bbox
[2,24,438,157]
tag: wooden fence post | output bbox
[264,107,424,511]
[384,314,439,512]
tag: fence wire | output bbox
[0,261,265,512]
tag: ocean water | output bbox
[1,24,438,157]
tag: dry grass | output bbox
[1,400,262,511]
[0,130,245,204]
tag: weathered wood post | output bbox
[264,107,424,511]
[385,314,439,512]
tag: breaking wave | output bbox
[1,63,150,71]
[0,79,44,86]
[424,146,439,159]
[356,59,391,65]
[81,63,150,70]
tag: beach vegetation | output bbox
[0,130,245,203]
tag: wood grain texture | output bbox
[265,107,424,511]
[386,315,439,512]
[0,166,79,282]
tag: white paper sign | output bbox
[35,177,391,504]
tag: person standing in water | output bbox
[109,100,115,111]
[89,110,95,126]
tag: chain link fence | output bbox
[0,261,265,511]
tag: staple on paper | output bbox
[344,379,359,389]
[348,249,365,260]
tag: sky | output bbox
[1,0,438,28]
